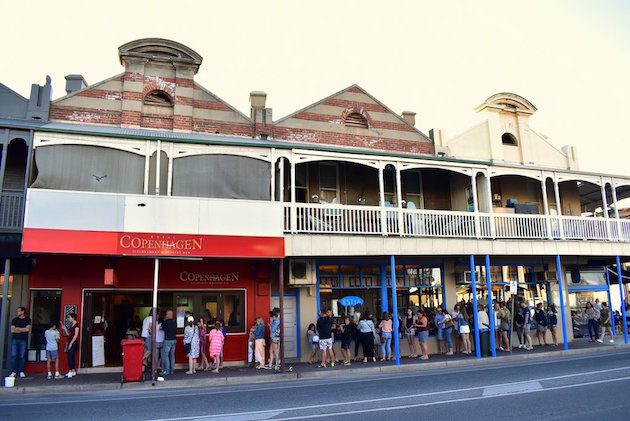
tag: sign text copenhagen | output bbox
[119,235,203,251]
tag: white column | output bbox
[279,157,285,203]
[155,140,161,195]
[166,142,173,196]
[484,173,495,238]
[378,162,386,235]
[395,164,403,235]
[143,140,150,195]
[611,180,622,241]
[290,159,297,233]
[471,171,481,239]
[541,175,552,239]
[600,177,612,240]
[553,174,565,239]
[270,148,275,202]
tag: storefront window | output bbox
[566,269,607,286]
[319,265,339,288]
[30,290,62,351]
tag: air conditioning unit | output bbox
[289,259,316,286]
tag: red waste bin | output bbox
[121,338,145,383]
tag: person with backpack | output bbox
[520,302,533,350]
[585,301,600,342]
[534,303,548,346]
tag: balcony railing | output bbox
[283,203,630,242]
[0,190,25,231]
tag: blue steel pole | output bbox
[380,264,389,314]
[470,255,481,358]
[485,255,496,357]
[616,256,629,344]
[556,255,569,350]
[390,255,401,365]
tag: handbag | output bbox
[184,342,191,355]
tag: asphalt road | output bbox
[1,351,629,420]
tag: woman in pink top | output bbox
[378,312,393,361]
[208,322,225,373]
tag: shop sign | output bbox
[179,270,240,285]
[118,233,203,256]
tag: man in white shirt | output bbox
[141,315,152,363]
[477,305,490,332]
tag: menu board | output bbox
[92,335,105,367]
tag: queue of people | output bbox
[247,308,283,371]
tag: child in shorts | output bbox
[45,322,63,379]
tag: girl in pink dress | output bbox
[208,322,225,373]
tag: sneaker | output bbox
[499,347,505,351]
[8,372,16,378]
[343,361,351,366]
[19,372,26,378]
[55,373,64,379]
[316,364,326,368]
[66,372,74,378]
[596,339,603,343]
[330,361,335,367]
[518,345,524,349]
[47,373,52,380]
[609,339,615,343]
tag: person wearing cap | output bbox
[184,315,200,374]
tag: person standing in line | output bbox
[353,315,363,361]
[183,316,199,375]
[267,310,281,370]
[434,307,446,354]
[492,303,501,352]
[65,313,80,378]
[208,321,225,373]
[585,302,600,342]
[457,308,472,354]
[160,310,177,376]
[534,303,549,346]
[415,309,429,360]
[404,308,418,358]
[378,312,393,362]
[140,313,153,367]
[358,312,376,363]
[547,304,559,347]
[197,317,210,371]
[248,322,257,367]
[316,309,334,368]
[452,304,462,354]
[514,302,525,349]
[440,308,454,356]
[253,317,266,369]
[499,302,511,351]
[306,323,318,364]
[218,319,227,369]
[598,302,614,343]
[521,302,533,350]
[45,321,63,379]
[9,306,31,378]
[594,298,602,313]
[339,317,354,366]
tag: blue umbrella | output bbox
[339,296,364,307]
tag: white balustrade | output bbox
[281,203,630,243]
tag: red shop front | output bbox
[22,230,284,374]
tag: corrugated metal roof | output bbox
[0,118,47,130]
[36,122,490,166]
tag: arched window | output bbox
[501,133,518,146]
[144,90,173,106]
[344,112,368,129]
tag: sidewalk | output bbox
[1,340,628,395]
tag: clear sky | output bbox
[3,0,629,175]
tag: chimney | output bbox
[401,111,416,126]
[26,75,52,121]
[65,74,88,94]
[562,145,579,171]
[250,91,267,119]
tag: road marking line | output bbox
[145,367,630,421]
[483,380,542,396]
[269,376,630,420]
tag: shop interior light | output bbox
[409,287,418,293]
